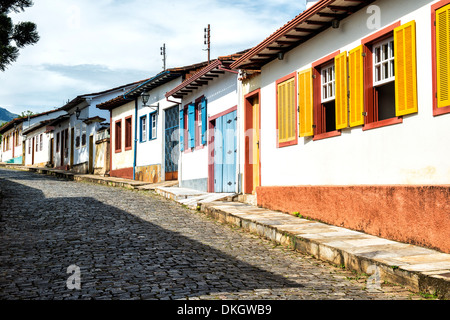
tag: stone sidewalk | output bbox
[2,164,449,299]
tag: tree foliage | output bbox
[0,0,39,71]
[18,110,34,118]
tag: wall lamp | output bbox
[141,92,159,113]
[332,19,340,29]
[278,52,285,60]
[75,107,87,120]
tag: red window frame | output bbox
[431,0,450,116]
[361,21,403,131]
[124,116,132,151]
[115,119,122,153]
[312,50,342,141]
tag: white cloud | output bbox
[1,0,306,115]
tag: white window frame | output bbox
[321,62,335,103]
[373,37,395,87]
[140,115,147,142]
[150,112,157,140]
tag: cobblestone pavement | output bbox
[0,168,427,300]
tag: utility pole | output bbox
[161,43,166,71]
[204,24,211,64]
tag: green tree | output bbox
[19,110,34,118]
[0,0,39,71]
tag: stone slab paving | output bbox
[0,168,431,300]
[199,200,450,299]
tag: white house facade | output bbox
[166,52,248,193]
[0,119,24,164]
[230,0,450,253]
[55,81,142,173]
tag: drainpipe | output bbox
[133,98,138,181]
[109,112,112,177]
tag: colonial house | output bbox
[23,120,54,167]
[22,108,67,167]
[97,62,208,181]
[0,118,24,164]
[229,0,450,253]
[53,81,143,173]
[165,51,248,193]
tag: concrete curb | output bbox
[199,201,450,300]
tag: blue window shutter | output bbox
[201,97,207,145]
[179,108,184,152]
[188,103,195,149]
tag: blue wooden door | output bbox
[165,106,179,181]
[214,110,237,193]
[214,115,224,192]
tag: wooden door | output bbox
[60,130,64,167]
[252,96,260,193]
[89,135,94,174]
[214,110,237,193]
[164,106,179,181]
[32,137,35,165]
[70,128,74,168]
[244,92,261,194]
[50,138,54,166]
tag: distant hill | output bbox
[0,107,18,125]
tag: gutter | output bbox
[218,66,239,74]
[124,70,171,100]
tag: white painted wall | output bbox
[1,125,23,163]
[111,101,135,171]
[52,118,70,167]
[179,71,239,185]
[255,0,450,186]
[136,77,183,177]
[24,127,52,166]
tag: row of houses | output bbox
[1,0,449,253]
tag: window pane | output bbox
[383,43,389,60]
[375,47,381,63]
[375,65,381,82]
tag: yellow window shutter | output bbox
[277,78,296,144]
[436,4,450,109]
[335,51,348,130]
[394,20,418,116]
[348,45,365,127]
[298,69,314,137]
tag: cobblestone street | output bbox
[0,168,425,300]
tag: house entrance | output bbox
[211,109,237,193]
[244,90,261,194]
[164,106,179,181]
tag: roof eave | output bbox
[230,0,375,70]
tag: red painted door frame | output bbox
[244,89,261,194]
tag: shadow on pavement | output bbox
[0,169,303,300]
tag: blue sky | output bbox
[0,0,308,115]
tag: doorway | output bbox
[244,90,261,194]
[89,135,94,174]
[211,109,237,193]
[164,106,179,181]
